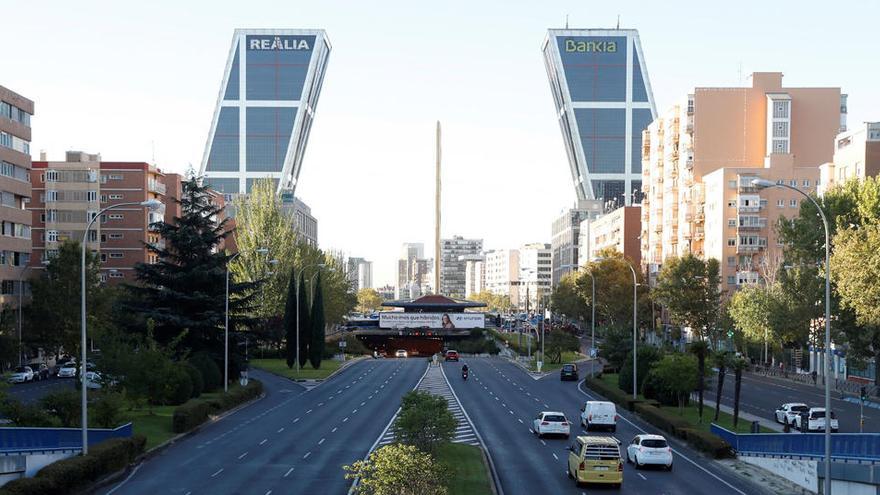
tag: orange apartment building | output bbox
[584,205,641,267]
[641,72,843,289]
[0,86,34,305]
[818,122,880,196]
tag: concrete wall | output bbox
[741,456,818,492]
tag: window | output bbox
[45,191,58,202]
[803,179,810,187]
[727,256,736,266]
[87,191,98,202]
[45,170,58,182]
[88,230,98,242]
[727,219,736,227]
[727,200,736,208]
[789,179,797,187]
[39,213,45,222]
[790,199,798,207]
[109,272,124,279]
[100,194,107,203]
[109,174,123,180]
[100,253,107,262]
[727,276,736,285]
[46,230,58,242]
[109,214,123,220]
[727,238,736,247]
[109,253,124,259]
[728,180,736,189]
[777,199,784,207]
[109,194,123,200]
[109,233,123,240]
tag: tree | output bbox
[689,340,710,423]
[124,176,258,356]
[713,351,730,422]
[832,223,880,328]
[578,249,652,330]
[731,357,748,428]
[467,291,511,312]
[344,443,447,495]
[309,274,326,369]
[728,285,776,354]
[550,273,588,322]
[282,268,298,369]
[357,288,383,314]
[394,391,456,454]
[41,389,81,427]
[297,275,311,368]
[544,331,579,364]
[598,325,631,372]
[652,254,722,343]
[619,345,663,395]
[647,354,697,412]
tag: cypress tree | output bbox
[297,275,311,368]
[309,274,325,369]
[282,268,298,369]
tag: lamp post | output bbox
[81,199,162,455]
[17,265,30,366]
[595,256,638,399]
[224,247,271,392]
[752,178,832,494]
[586,270,596,358]
[295,264,325,373]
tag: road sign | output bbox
[589,347,598,358]
[339,340,347,348]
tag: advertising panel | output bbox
[379,313,485,329]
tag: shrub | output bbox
[0,435,146,495]
[189,353,222,392]
[91,391,125,428]
[344,443,447,495]
[633,403,691,437]
[678,428,732,459]
[182,362,204,398]
[41,389,81,427]
[1,399,55,427]
[642,368,680,406]
[394,391,456,454]
[172,380,263,434]
[645,354,698,411]
[163,364,194,406]
[618,345,663,396]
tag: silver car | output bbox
[8,366,34,384]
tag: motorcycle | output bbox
[462,370,469,381]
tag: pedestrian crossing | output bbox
[378,364,480,447]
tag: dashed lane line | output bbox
[211,468,223,478]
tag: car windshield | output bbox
[62,364,76,369]
[562,365,575,371]
[13,367,27,373]
[791,406,809,413]
[544,415,566,422]
[811,410,826,418]
[641,439,667,448]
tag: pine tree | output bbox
[124,177,257,357]
[297,275,311,368]
[309,274,325,369]
[282,268,298,369]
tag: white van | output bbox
[580,401,618,432]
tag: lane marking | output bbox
[284,467,295,478]
[277,427,284,433]
[638,473,647,480]
[265,491,272,495]
[343,417,349,422]
[211,468,224,478]
[552,453,559,460]
[238,452,248,459]
[540,440,546,446]
[293,417,300,423]
[259,439,267,445]
[332,426,338,432]
[319,438,325,445]
[303,452,311,459]
[306,409,313,414]
[518,419,524,424]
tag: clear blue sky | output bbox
[5,0,877,286]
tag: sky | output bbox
[4,0,878,287]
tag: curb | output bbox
[256,355,369,386]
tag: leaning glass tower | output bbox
[543,29,656,206]
[200,29,331,197]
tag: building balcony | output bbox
[694,230,704,240]
[738,205,762,213]
[736,245,764,254]
[148,179,166,195]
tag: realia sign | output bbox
[247,36,312,51]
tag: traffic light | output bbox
[861,386,868,402]
[727,329,734,338]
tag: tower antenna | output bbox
[616,15,620,29]
[565,14,569,29]
[434,121,442,295]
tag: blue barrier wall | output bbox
[711,424,880,462]
[0,423,133,454]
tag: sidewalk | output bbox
[696,394,784,432]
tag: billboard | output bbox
[379,312,485,330]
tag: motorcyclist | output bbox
[462,364,469,379]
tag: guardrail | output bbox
[0,423,133,455]
[711,424,880,463]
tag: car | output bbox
[84,371,103,390]
[445,350,459,362]
[7,366,34,384]
[57,363,78,378]
[394,349,408,358]
[31,364,50,381]
[775,402,810,426]
[794,407,839,433]
[560,363,579,381]
[626,434,673,470]
[532,411,571,438]
[567,435,623,488]
[580,401,618,432]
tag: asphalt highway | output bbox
[107,358,425,495]
[446,357,771,495]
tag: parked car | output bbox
[84,371,103,389]
[31,363,50,381]
[626,434,673,470]
[580,401,618,432]
[774,402,810,426]
[795,407,839,433]
[567,435,623,488]
[57,363,78,378]
[394,349,408,358]
[445,350,459,362]
[560,363,579,381]
[532,411,571,438]
[8,366,34,384]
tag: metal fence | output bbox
[0,423,133,454]
[711,424,880,463]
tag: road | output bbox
[6,376,73,404]
[107,358,426,495]
[446,357,770,495]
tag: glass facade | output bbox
[201,30,330,197]
[544,29,656,203]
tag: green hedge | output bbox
[633,403,692,437]
[0,435,146,495]
[678,428,733,459]
[583,377,652,412]
[172,380,263,434]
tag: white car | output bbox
[794,407,839,433]
[581,401,618,432]
[7,366,34,384]
[626,434,673,470]
[57,363,77,378]
[774,402,810,426]
[394,349,408,358]
[532,411,571,438]
[84,371,103,389]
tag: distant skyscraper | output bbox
[440,236,483,299]
[543,29,656,205]
[200,29,331,197]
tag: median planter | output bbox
[633,403,691,437]
[678,428,733,459]
[172,380,263,434]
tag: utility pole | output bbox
[434,121,441,295]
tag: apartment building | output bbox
[551,199,603,286]
[641,72,842,288]
[485,249,519,298]
[818,122,880,196]
[30,152,167,284]
[0,86,33,304]
[439,236,483,299]
[518,243,552,310]
[463,254,486,298]
[586,205,641,267]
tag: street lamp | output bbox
[295,264,325,373]
[752,178,832,494]
[225,247,273,392]
[585,270,596,359]
[17,265,30,366]
[81,198,162,455]
[594,256,638,399]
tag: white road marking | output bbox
[353,409,358,414]
[518,419,524,423]
[360,401,366,406]
[284,467,295,478]
[319,438,325,445]
[303,452,311,459]
[211,468,223,478]
[638,473,647,480]
[293,417,300,423]
[318,402,324,407]
[332,427,338,433]
[343,417,349,422]
[509,410,514,415]
[265,491,272,495]
[540,440,546,446]
[553,453,559,460]
[259,439,267,445]
[277,427,284,433]
[306,409,313,414]
[238,452,248,459]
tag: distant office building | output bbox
[463,254,486,298]
[584,205,641,266]
[346,257,372,291]
[396,242,432,297]
[641,73,842,289]
[551,200,602,286]
[543,28,656,204]
[485,249,519,298]
[439,236,483,298]
[375,284,395,301]
[517,243,551,310]
[201,29,331,198]
[819,122,880,196]
[279,192,317,246]
[397,242,424,289]
[30,152,173,284]
[0,86,33,304]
